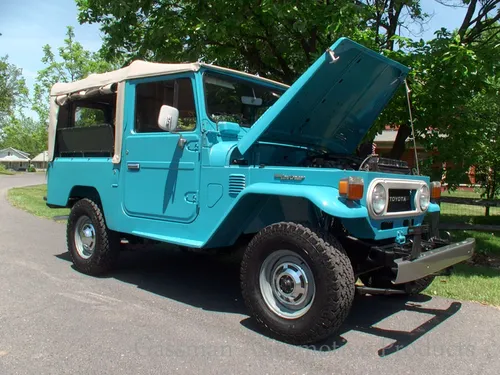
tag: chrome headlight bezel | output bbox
[371,183,387,215]
[367,178,430,220]
[418,184,430,211]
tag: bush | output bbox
[0,164,14,175]
[28,166,36,172]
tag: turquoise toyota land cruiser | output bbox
[45,37,475,345]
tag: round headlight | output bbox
[419,185,430,210]
[372,183,387,215]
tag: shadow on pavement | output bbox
[55,246,462,357]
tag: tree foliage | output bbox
[1,0,499,195]
[1,26,117,158]
[73,0,500,194]
[32,25,119,123]
[76,0,377,84]
[0,55,28,127]
[0,116,48,158]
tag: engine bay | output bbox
[301,153,412,174]
[235,144,412,175]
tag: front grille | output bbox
[387,189,413,212]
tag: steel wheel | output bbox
[259,249,316,319]
[74,215,96,260]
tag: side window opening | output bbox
[74,106,107,128]
[55,92,117,158]
[135,77,197,133]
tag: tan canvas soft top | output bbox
[48,60,288,163]
[50,61,202,96]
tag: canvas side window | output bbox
[135,77,197,133]
[54,92,117,158]
[74,106,107,127]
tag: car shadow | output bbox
[241,294,461,357]
[55,246,462,357]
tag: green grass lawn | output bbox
[438,188,500,256]
[7,184,69,220]
[425,264,500,306]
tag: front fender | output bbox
[241,183,368,219]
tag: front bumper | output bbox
[394,237,475,284]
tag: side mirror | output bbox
[158,105,179,132]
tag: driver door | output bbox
[122,74,200,223]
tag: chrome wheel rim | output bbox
[74,216,96,260]
[259,250,316,319]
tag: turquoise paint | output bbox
[237,37,409,155]
[395,231,406,245]
[46,37,441,249]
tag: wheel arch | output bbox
[67,185,103,208]
[204,186,360,248]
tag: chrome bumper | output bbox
[394,238,475,284]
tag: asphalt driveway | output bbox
[0,173,499,374]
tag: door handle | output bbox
[127,163,140,171]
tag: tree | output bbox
[384,0,500,159]
[0,115,47,158]
[76,0,378,84]
[76,0,500,194]
[32,26,119,124]
[2,26,118,158]
[359,0,428,50]
[0,55,28,127]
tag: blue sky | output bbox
[0,0,468,106]
[0,0,102,96]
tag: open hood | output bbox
[237,37,410,155]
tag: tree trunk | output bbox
[389,123,412,160]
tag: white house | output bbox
[31,151,49,170]
[0,147,30,171]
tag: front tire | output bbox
[67,198,120,276]
[240,222,355,345]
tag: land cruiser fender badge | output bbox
[274,174,305,182]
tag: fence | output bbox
[438,196,500,231]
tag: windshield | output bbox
[203,71,286,127]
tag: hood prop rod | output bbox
[405,79,420,175]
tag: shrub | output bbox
[0,164,14,175]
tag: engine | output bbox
[301,154,412,175]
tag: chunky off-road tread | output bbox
[240,222,355,345]
[66,198,120,276]
[402,276,435,295]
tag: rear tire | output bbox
[240,222,355,345]
[67,198,120,276]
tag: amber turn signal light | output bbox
[339,177,364,200]
[430,181,442,199]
